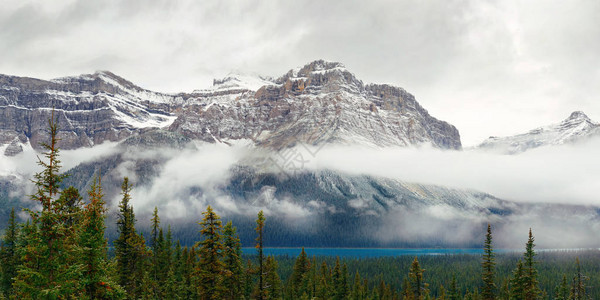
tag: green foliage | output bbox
[254,210,267,300]
[0,209,19,297]
[522,229,541,300]
[79,176,122,299]
[222,221,243,299]
[482,224,496,300]
[196,205,225,299]
[13,111,85,298]
[114,177,147,299]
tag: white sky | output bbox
[1,0,599,146]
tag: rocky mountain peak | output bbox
[565,111,591,122]
[476,110,600,154]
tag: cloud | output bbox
[302,137,600,206]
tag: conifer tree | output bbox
[289,247,311,298]
[79,176,122,299]
[265,255,282,299]
[554,274,569,300]
[522,229,540,300]
[510,259,525,300]
[196,205,225,300]
[0,208,19,297]
[222,221,243,300]
[150,206,160,292]
[570,257,588,300]
[409,257,428,300]
[244,259,254,300]
[448,274,460,300]
[316,261,331,300]
[482,224,496,300]
[351,271,362,300]
[14,111,84,298]
[114,177,147,299]
[255,210,267,300]
[332,257,349,300]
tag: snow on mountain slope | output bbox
[0,71,178,153]
[475,111,600,154]
[170,60,462,150]
[1,60,461,156]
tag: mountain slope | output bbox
[0,60,461,157]
[475,111,600,154]
[169,60,461,150]
[0,71,178,155]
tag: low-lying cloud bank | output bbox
[304,137,600,206]
[3,136,600,247]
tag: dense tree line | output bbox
[0,113,597,299]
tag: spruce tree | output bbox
[265,255,282,299]
[554,274,569,300]
[289,247,311,298]
[114,177,147,299]
[510,259,525,300]
[409,257,428,300]
[79,176,122,299]
[522,229,540,300]
[448,274,460,300]
[482,224,496,300]
[13,111,84,298]
[570,257,588,300]
[150,206,160,294]
[222,221,243,300]
[0,208,19,297]
[196,205,225,299]
[254,210,267,300]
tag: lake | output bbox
[241,248,489,258]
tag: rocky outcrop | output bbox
[170,60,462,150]
[1,60,462,154]
[0,71,178,152]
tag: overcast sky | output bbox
[1,0,599,146]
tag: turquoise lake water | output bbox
[241,248,489,258]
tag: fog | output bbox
[3,137,600,247]
[304,138,600,206]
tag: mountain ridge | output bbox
[475,111,600,154]
[0,60,462,156]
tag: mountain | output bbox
[169,60,461,150]
[475,111,600,154]
[0,71,178,155]
[0,60,461,157]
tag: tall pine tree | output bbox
[254,210,267,300]
[196,205,225,300]
[522,229,541,300]
[482,224,496,300]
[13,111,83,298]
[114,177,147,299]
[222,221,243,300]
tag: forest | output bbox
[0,115,597,299]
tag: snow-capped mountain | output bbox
[170,60,461,150]
[0,60,461,157]
[0,71,178,155]
[475,111,600,154]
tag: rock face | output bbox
[169,60,461,150]
[476,111,600,154]
[0,60,461,155]
[0,71,177,153]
